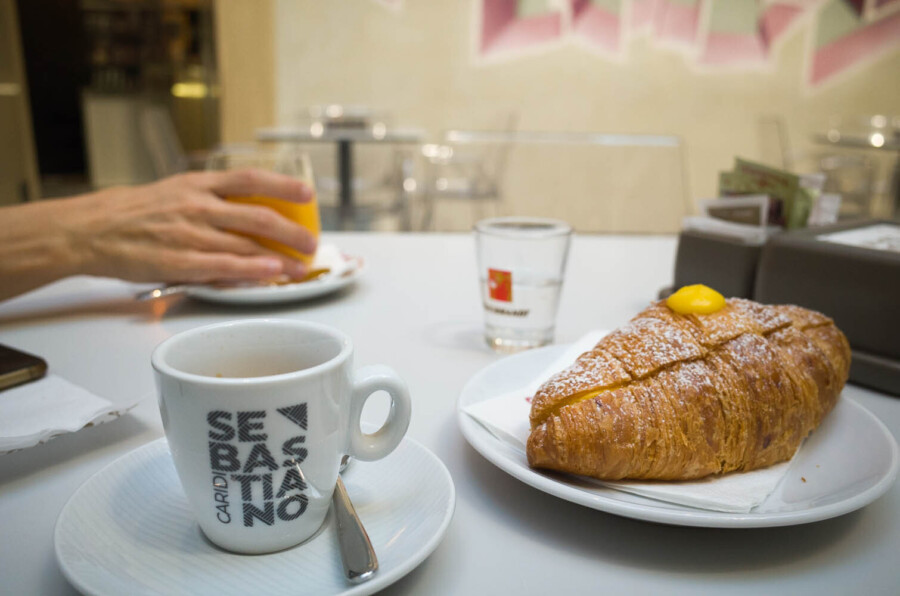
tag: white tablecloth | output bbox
[1,232,898,595]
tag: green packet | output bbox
[719,170,787,227]
[790,187,813,230]
[732,158,809,229]
[719,171,759,194]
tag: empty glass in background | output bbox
[206,145,321,264]
[475,217,573,353]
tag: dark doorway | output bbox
[15,0,218,198]
[16,0,89,182]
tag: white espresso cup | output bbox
[151,319,412,554]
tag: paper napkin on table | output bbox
[0,374,143,454]
[463,331,793,514]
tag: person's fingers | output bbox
[203,199,318,256]
[157,249,305,284]
[177,223,310,279]
[187,169,313,204]
[173,220,272,255]
[137,215,309,280]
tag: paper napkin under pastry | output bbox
[463,331,794,513]
[312,244,354,277]
[0,374,143,454]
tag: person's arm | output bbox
[0,169,317,301]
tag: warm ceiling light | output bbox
[0,82,21,96]
[171,82,209,99]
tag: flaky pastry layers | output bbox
[526,299,850,480]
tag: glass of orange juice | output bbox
[207,145,320,265]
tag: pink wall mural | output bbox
[477,0,900,88]
[571,0,623,53]
[810,0,900,84]
[653,0,703,47]
[481,0,563,55]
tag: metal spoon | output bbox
[135,284,192,301]
[334,455,378,583]
[134,281,263,301]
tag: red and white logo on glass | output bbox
[488,268,512,302]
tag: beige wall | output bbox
[215,0,275,145]
[261,1,900,232]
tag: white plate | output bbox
[184,253,363,305]
[458,344,899,528]
[55,436,455,596]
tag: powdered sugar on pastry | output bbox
[526,298,850,481]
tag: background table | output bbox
[1,233,898,595]
[257,127,425,229]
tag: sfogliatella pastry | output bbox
[526,285,850,481]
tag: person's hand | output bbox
[63,169,318,283]
[0,169,318,300]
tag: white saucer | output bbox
[185,252,363,305]
[458,344,899,528]
[55,436,455,595]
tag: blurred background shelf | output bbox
[3,0,899,233]
[5,0,218,200]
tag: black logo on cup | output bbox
[206,404,310,527]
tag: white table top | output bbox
[1,232,898,595]
[257,126,426,144]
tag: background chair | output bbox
[418,113,519,231]
[415,128,690,233]
[757,113,900,220]
[140,101,208,179]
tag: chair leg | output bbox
[398,155,414,232]
[421,194,435,231]
[397,190,411,232]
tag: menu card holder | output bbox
[672,229,763,299]
[754,220,900,396]
[671,220,899,395]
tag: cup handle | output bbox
[348,365,412,461]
